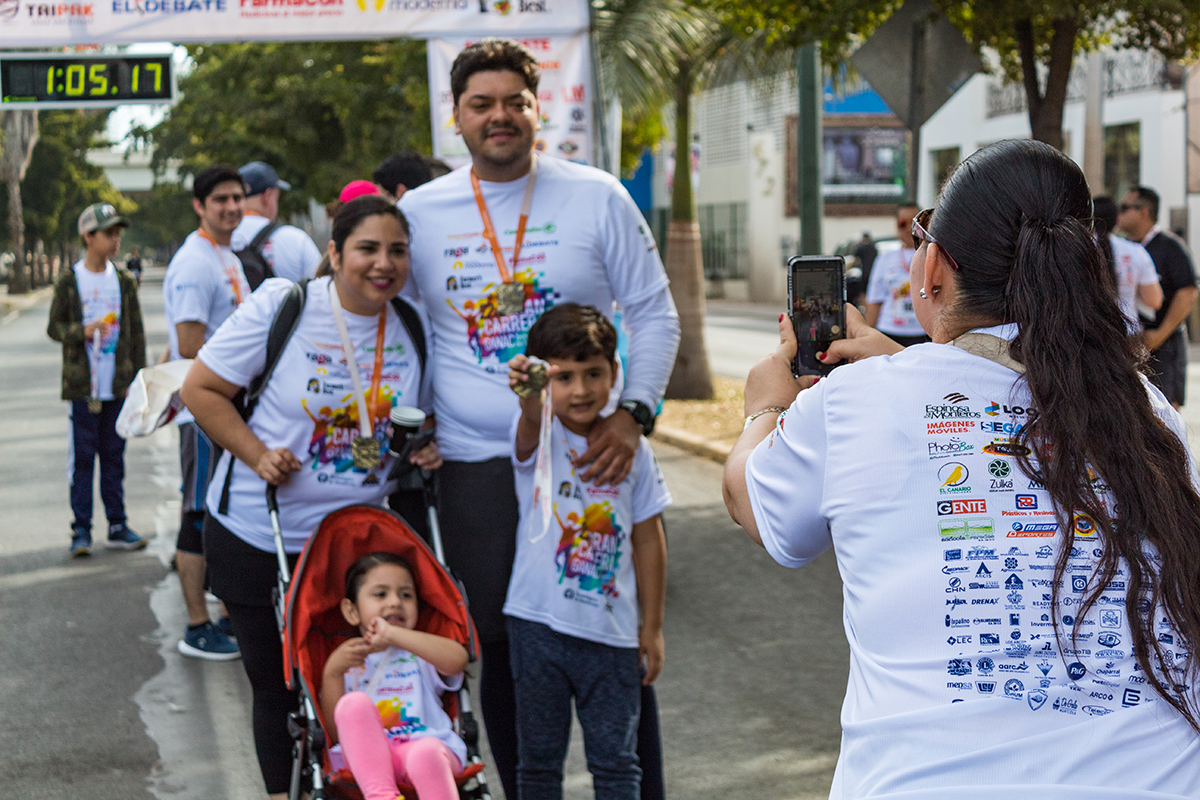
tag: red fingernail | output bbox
[779,313,785,322]
[818,352,826,360]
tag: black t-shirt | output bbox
[1140,228,1197,330]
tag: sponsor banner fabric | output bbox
[0,0,587,46]
[427,33,592,168]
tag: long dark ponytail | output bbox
[932,139,1200,730]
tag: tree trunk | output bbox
[664,64,714,400]
[2,110,38,294]
[1015,15,1078,151]
[7,178,27,293]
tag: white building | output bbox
[657,49,1195,303]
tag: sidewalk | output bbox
[0,283,54,319]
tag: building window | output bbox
[821,127,907,203]
[1104,122,1140,199]
[929,147,961,197]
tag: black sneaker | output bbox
[69,527,92,558]
[106,522,148,551]
[177,622,240,661]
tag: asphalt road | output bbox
[0,275,848,799]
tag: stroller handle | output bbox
[266,483,291,586]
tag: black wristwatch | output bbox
[619,399,656,436]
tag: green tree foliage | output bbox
[704,0,1200,149]
[0,109,130,251]
[135,40,432,216]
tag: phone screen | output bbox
[788,256,846,376]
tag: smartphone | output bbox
[787,255,847,376]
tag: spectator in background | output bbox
[126,247,143,286]
[1092,195,1161,332]
[865,204,929,347]
[374,151,435,202]
[163,165,249,661]
[48,203,147,557]
[1117,185,1199,408]
[232,161,322,284]
[850,231,877,306]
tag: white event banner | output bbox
[0,0,587,46]
[427,33,593,169]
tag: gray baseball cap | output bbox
[78,203,128,236]
[239,161,291,196]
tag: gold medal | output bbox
[88,398,103,414]
[514,358,549,397]
[351,436,381,471]
[496,281,526,316]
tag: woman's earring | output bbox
[919,289,928,299]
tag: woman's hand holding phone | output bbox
[819,304,904,366]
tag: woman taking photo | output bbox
[724,140,1200,798]
[181,195,438,799]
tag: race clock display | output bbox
[0,54,175,109]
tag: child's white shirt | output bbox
[504,414,672,648]
[338,646,466,768]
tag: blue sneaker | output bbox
[69,527,92,558]
[177,621,240,661]
[106,522,148,551]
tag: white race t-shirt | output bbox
[72,261,121,400]
[163,231,252,423]
[400,157,676,461]
[504,416,671,648]
[198,277,433,553]
[232,213,322,283]
[336,647,466,768]
[1111,234,1160,331]
[745,325,1200,799]
[865,247,923,336]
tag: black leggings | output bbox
[204,514,301,795]
[223,600,298,795]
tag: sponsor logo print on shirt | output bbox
[937,498,986,516]
[982,438,1033,457]
[928,437,974,459]
[1008,522,1057,538]
[939,517,994,540]
[937,462,971,495]
[1015,494,1038,509]
[925,404,980,420]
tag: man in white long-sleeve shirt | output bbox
[398,39,680,799]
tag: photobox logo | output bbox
[0,0,18,19]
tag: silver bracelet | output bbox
[743,406,788,431]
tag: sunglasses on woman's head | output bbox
[911,208,961,272]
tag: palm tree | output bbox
[594,0,722,399]
[2,110,39,294]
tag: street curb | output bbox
[652,424,733,465]
[1,285,54,318]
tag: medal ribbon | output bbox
[329,282,388,443]
[470,154,538,286]
[89,328,101,401]
[529,378,555,543]
[197,228,245,306]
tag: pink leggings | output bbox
[334,691,463,800]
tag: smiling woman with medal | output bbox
[180,195,439,800]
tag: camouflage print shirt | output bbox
[47,265,147,401]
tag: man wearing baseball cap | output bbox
[48,202,147,557]
[231,160,321,285]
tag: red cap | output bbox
[339,180,381,203]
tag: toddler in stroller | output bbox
[278,502,488,800]
[322,551,468,800]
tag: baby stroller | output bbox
[268,479,491,800]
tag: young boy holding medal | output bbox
[48,202,148,557]
[505,303,670,799]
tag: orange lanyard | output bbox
[197,228,244,306]
[329,282,388,439]
[470,155,539,284]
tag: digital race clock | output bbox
[0,53,176,109]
